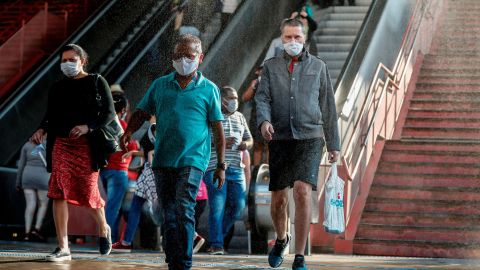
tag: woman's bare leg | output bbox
[53,199,69,250]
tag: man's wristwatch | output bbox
[217,162,227,171]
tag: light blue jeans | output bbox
[154,167,203,270]
[100,169,129,242]
[204,166,246,249]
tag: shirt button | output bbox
[290,96,294,99]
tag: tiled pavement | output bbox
[1,241,480,269]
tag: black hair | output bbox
[60,44,89,68]
[112,92,128,113]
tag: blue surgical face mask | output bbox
[172,57,199,76]
[283,41,303,56]
[222,98,238,113]
[60,61,81,78]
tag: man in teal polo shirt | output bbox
[121,34,226,270]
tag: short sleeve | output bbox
[208,85,224,122]
[137,80,157,115]
[128,140,139,151]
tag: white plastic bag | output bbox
[323,162,345,234]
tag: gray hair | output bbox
[280,18,305,33]
[175,34,202,54]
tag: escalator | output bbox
[1,0,296,242]
[0,0,179,166]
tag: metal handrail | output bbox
[318,0,432,227]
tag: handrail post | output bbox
[64,11,69,39]
[44,2,48,49]
[20,19,25,73]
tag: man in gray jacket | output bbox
[255,18,340,270]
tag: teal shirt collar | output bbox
[167,71,206,90]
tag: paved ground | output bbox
[1,241,480,269]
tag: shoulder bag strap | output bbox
[94,74,103,108]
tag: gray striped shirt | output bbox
[208,111,252,171]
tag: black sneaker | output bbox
[45,247,71,262]
[268,234,291,268]
[292,255,308,270]
[99,225,112,255]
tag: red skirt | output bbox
[48,136,105,208]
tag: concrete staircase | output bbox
[353,0,480,258]
[311,0,372,85]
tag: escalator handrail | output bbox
[98,0,174,76]
[115,0,189,84]
[333,0,385,108]
[0,0,119,115]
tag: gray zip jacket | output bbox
[255,50,340,151]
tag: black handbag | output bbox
[92,74,124,154]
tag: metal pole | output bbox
[64,11,68,39]
[44,2,48,49]
[20,19,25,73]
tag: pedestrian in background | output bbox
[16,139,50,242]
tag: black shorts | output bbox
[268,138,325,191]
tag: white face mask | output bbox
[60,61,81,78]
[172,57,199,76]
[283,41,303,57]
[223,99,238,113]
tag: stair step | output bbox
[317,51,349,61]
[381,148,480,163]
[407,109,480,118]
[402,131,480,140]
[329,69,341,80]
[369,185,480,201]
[409,99,480,110]
[353,239,480,258]
[413,91,480,100]
[319,20,363,28]
[417,77,480,83]
[316,43,352,52]
[404,118,480,129]
[376,161,480,175]
[328,13,366,20]
[357,223,480,243]
[316,28,360,35]
[316,35,356,43]
[323,60,345,70]
[374,173,480,189]
[364,197,480,215]
[331,6,370,13]
[402,127,480,140]
[361,211,480,227]
[415,84,480,91]
[384,140,480,151]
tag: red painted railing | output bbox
[0,0,104,101]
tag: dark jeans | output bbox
[154,167,204,270]
[194,200,207,232]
